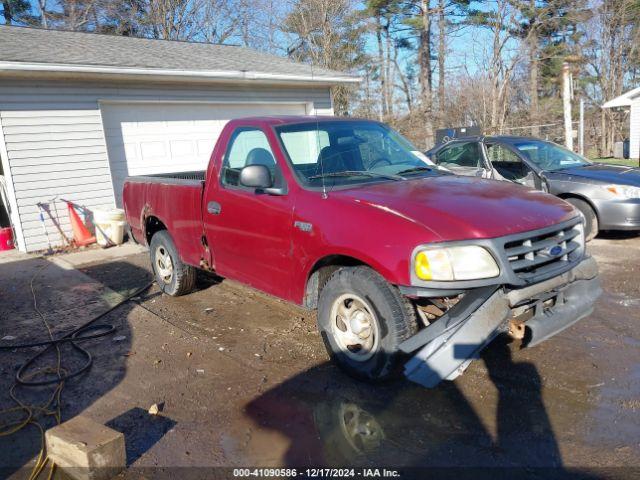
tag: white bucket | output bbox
[93,208,126,247]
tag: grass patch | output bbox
[589,157,639,167]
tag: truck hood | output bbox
[335,175,576,241]
[549,163,640,186]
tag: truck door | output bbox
[485,143,538,188]
[203,126,295,300]
[434,141,489,178]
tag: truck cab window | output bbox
[486,143,531,182]
[222,129,283,189]
[436,142,483,169]
[276,121,434,187]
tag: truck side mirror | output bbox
[240,165,272,189]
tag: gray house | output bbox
[0,26,359,252]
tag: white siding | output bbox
[0,79,333,252]
[630,100,640,160]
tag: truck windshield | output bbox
[276,120,441,187]
[510,139,591,172]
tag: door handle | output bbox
[207,201,221,215]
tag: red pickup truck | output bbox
[123,116,601,387]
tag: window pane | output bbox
[487,144,529,180]
[280,130,330,165]
[511,140,589,171]
[276,121,438,187]
[437,142,482,168]
[486,144,521,163]
[222,129,278,187]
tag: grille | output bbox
[503,221,584,281]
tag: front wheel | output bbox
[149,230,197,296]
[317,266,418,381]
[566,198,598,241]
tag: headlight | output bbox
[606,185,640,199]
[414,246,500,281]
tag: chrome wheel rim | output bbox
[155,245,173,284]
[329,293,379,362]
[338,402,384,453]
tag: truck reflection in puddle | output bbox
[244,336,593,473]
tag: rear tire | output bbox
[149,230,197,296]
[566,198,598,241]
[317,266,418,381]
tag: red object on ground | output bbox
[0,227,14,251]
[67,202,96,247]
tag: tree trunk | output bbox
[2,0,13,24]
[438,0,446,121]
[529,48,539,136]
[39,0,48,28]
[393,45,412,112]
[384,15,394,116]
[419,0,434,148]
[529,1,539,137]
[376,16,388,118]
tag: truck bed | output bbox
[126,170,206,183]
[123,171,207,267]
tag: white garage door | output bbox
[101,102,308,204]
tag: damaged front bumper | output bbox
[399,256,601,388]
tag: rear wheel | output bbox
[149,230,196,296]
[566,198,598,241]
[317,266,418,381]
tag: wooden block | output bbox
[45,415,125,480]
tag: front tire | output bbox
[317,266,418,381]
[566,198,598,241]
[149,230,197,296]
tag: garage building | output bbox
[602,87,640,161]
[0,26,359,252]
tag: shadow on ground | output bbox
[596,230,640,240]
[245,335,602,478]
[0,256,170,477]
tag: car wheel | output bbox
[566,198,598,242]
[317,266,418,381]
[149,230,197,296]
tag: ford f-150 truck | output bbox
[123,116,601,387]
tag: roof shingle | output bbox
[0,25,358,83]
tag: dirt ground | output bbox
[0,234,638,479]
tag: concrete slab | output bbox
[0,248,37,265]
[54,242,147,269]
[45,415,125,480]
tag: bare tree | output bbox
[584,0,640,155]
[284,0,366,113]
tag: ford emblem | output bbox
[549,245,563,256]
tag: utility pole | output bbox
[562,62,573,151]
[579,99,585,156]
